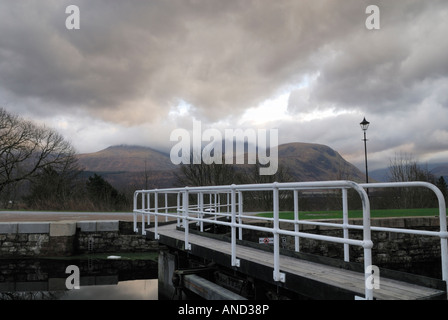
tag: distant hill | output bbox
[277,142,365,182]
[76,143,366,190]
[77,145,177,190]
[369,167,389,182]
[429,164,448,181]
[77,145,175,172]
[370,162,448,183]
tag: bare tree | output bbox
[0,108,79,202]
[242,162,293,210]
[387,152,436,208]
[175,154,239,187]
[436,176,447,201]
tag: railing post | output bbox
[183,188,191,250]
[154,191,159,240]
[209,192,213,214]
[133,192,138,233]
[273,183,285,282]
[231,185,240,267]
[238,191,243,241]
[165,193,168,222]
[440,236,448,294]
[147,192,151,226]
[176,192,181,227]
[141,192,146,235]
[359,184,373,300]
[199,192,204,232]
[215,193,220,219]
[227,192,230,220]
[294,189,300,252]
[342,188,349,262]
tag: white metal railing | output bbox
[360,182,448,290]
[134,180,377,299]
[133,180,448,300]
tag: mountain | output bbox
[277,142,366,182]
[369,167,389,182]
[77,145,175,172]
[77,145,177,190]
[428,164,448,180]
[76,143,366,190]
[370,163,448,183]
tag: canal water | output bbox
[0,253,158,300]
[0,253,442,300]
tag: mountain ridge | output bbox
[77,144,176,173]
[277,142,365,182]
[76,142,367,190]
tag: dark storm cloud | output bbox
[0,0,373,123]
[0,0,447,167]
[309,0,448,113]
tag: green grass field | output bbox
[256,208,445,220]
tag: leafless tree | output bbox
[387,152,436,208]
[388,152,433,182]
[0,108,79,204]
[175,154,239,187]
[242,162,293,210]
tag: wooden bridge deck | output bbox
[147,223,446,300]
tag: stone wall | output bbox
[0,220,158,258]
[242,217,444,271]
[2,217,444,273]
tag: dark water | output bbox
[380,260,442,279]
[0,254,443,300]
[59,279,158,300]
[0,255,158,300]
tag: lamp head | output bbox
[360,117,370,131]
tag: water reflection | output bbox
[60,279,158,300]
[0,256,158,300]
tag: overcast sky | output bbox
[1,0,447,171]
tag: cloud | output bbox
[309,0,448,113]
[0,0,447,170]
[0,1,370,122]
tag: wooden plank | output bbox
[149,224,445,300]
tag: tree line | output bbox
[1,107,447,212]
[176,149,448,212]
[374,153,448,209]
[0,108,129,211]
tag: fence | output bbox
[133,180,447,300]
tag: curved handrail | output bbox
[134,180,375,299]
[360,181,447,288]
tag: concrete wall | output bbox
[0,220,157,258]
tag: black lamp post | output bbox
[360,117,370,185]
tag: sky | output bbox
[1,0,448,171]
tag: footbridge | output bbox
[133,181,448,300]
